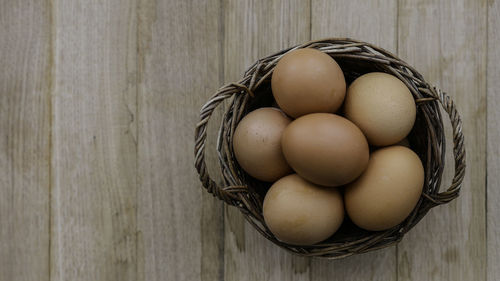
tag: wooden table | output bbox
[0,0,497,280]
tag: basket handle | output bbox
[195,83,466,205]
[431,87,466,203]
[194,83,251,204]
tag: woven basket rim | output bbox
[194,37,466,259]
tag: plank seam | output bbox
[485,0,489,279]
[135,0,141,280]
[48,0,56,279]
[219,1,226,281]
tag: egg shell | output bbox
[271,48,346,118]
[263,174,344,245]
[232,108,292,182]
[344,72,416,146]
[281,113,369,187]
[344,145,424,231]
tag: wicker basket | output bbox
[194,38,466,259]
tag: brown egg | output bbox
[263,174,344,245]
[232,108,292,182]
[344,146,424,231]
[344,72,416,146]
[271,48,346,118]
[281,113,369,187]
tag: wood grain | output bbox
[50,1,138,280]
[311,0,398,53]
[0,1,51,281]
[487,0,499,280]
[397,1,487,280]
[222,1,311,280]
[136,0,224,280]
[310,1,398,280]
[0,1,497,280]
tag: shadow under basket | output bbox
[194,38,466,259]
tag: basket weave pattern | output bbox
[194,38,466,259]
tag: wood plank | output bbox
[487,0,500,280]
[311,0,398,53]
[397,1,487,280]
[310,1,398,281]
[222,1,312,280]
[136,0,224,280]
[0,1,51,281]
[50,1,138,280]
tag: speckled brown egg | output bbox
[344,72,416,146]
[263,174,344,245]
[232,107,292,182]
[281,113,369,187]
[344,145,425,231]
[271,48,346,118]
